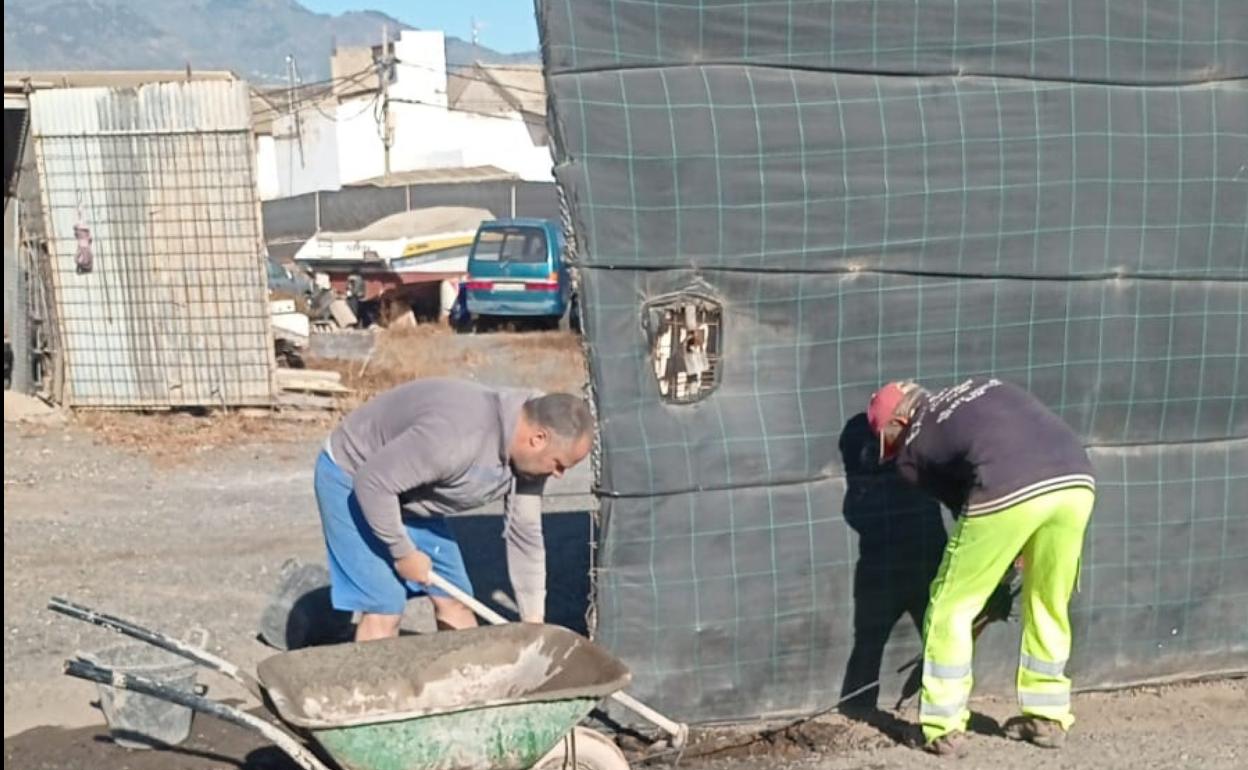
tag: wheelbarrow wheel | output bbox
[533,726,629,770]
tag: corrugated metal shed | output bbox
[5,70,236,90]
[28,80,275,408]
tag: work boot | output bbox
[923,731,968,758]
[1005,716,1066,749]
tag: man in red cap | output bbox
[867,378,1095,755]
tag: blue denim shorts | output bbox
[313,450,474,615]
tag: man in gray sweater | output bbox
[314,378,594,641]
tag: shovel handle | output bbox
[427,575,509,625]
[426,574,689,748]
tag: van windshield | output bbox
[473,228,549,264]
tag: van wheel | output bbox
[558,295,580,333]
[568,294,582,334]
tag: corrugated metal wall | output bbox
[29,81,274,408]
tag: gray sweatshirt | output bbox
[325,378,548,621]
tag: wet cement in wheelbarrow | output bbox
[257,624,629,727]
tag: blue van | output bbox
[463,219,577,330]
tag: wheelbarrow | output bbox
[50,596,638,770]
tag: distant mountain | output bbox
[3,0,540,83]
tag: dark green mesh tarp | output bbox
[538,1,1248,722]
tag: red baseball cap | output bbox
[867,381,910,460]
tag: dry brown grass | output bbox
[308,325,587,405]
[75,326,587,460]
[478,330,588,394]
[307,325,484,402]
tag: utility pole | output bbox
[285,54,305,170]
[285,54,295,117]
[380,24,393,180]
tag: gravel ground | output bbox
[7,421,1244,770]
[4,328,1245,769]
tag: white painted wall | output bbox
[255,134,280,200]
[390,99,553,182]
[392,30,448,107]
[333,94,387,186]
[272,109,341,197]
[260,28,554,199]
[452,111,553,181]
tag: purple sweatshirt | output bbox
[895,378,1095,516]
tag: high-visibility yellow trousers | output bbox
[919,486,1094,743]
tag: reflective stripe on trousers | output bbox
[919,487,1093,742]
[1020,654,1067,678]
[919,658,972,737]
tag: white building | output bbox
[255,30,552,200]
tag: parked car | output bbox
[462,219,578,331]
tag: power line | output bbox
[387,95,547,124]
[447,60,546,74]
[251,62,385,120]
[251,51,545,121]
[255,53,548,132]
[309,92,380,123]
[254,54,547,123]
[397,58,548,98]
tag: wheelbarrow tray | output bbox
[256,624,631,770]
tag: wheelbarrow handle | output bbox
[63,658,332,770]
[426,574,690,749]
[48,596,264,700]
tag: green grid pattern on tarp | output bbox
[537,1,1248,721]
[549,69,1246,277]
[542,1,1248,83]
[591,442,1248,721]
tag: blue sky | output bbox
[301,1,541,54]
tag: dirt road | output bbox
[4,329,1245,769]
[689,679,1247,770]
[3,329,592,740]
[5,677,1244,769]
[2,417,593,735]
[6,418,1244,769]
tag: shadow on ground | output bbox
[4,717,305,770]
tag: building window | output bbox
[645,295,722,404]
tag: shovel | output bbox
[427,573,690,751]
